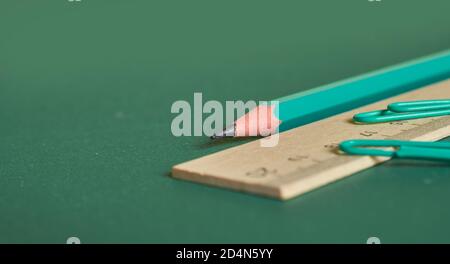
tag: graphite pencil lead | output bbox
[211,125,235,139]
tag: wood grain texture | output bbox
[172,79,450,200]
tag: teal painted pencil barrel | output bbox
[274,50,450,132]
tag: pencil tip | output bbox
[211,125,235,139]
[210,133,224,140]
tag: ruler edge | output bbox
[172,166,282,198]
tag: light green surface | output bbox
[1,0,450,243]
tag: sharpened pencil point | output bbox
[211,124,236,139]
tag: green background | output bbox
[1,0,450,243]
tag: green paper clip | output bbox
[353,99,450,123]
[340,139,450,162]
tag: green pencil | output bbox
[212,50,450,138]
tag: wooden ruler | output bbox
[172,79,450,200]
